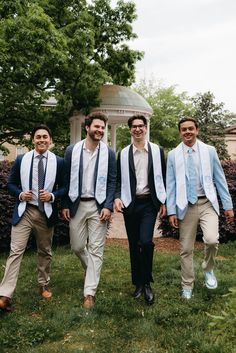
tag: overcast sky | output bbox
[128,0,236,113]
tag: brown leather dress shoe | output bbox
[0,296,11,310]
[39,286,52,299]
[83,295,94,309]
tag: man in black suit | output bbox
[114,115,166,305]
[0,125,66,310]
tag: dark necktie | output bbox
[38,155,45,212]
[187,148,198,204]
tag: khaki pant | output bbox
[179,198,219,289]
[69,200,107,297]
[0,205,54,298]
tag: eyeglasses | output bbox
[131,124,146,130]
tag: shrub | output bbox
[0,161,69,253]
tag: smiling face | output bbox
[179,120,199,147]
[129,118,147,143]
[32,129,52,154]
[86,118,105,142]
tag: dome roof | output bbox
[98,84,152,114]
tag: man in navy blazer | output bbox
[0,124,66,311]
[166,117,234,300]
[62,112,116,309]
[114,115,166,305]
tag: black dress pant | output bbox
[124,198,158,286]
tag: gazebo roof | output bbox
[98,84,152,113]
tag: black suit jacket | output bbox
[115,143,166,214]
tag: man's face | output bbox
[130,119,147,142]
[86,119,105,141]
[179,120,199,146]
[32,129,52,154]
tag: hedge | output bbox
[0,160,235,252]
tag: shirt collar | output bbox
[133,140,149,154]
[183,141,198,153]
[34,150,48,158]
[83,140,99,153]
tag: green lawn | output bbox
[0,240,236,353]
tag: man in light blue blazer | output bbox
[166,117,234,299]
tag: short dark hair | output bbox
[31,124,52,139]
[84,112,108,128]
[178,117,199,131]
[127,115,147,129]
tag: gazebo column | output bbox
[103,124,108,144]
[146,118,150,141]
[75,116,82,142]
[69,117,76,144]
[110,124,117,151]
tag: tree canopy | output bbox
[0,0,143,151]
[192,91,231,160]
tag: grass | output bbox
[0,239,236,353]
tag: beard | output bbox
[87,130,104,141]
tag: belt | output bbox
[135,194,151,200]
[80,197,95,201]
[27,204,42,211]
[198,196,206,199]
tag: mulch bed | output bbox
[106,237,204,253]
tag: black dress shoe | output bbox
[144,284,154,305]
[132,285,143,299]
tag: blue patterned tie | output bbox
[187,148,198,204]
[38,155,45,212]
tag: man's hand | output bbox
[159,204,166,218]
[224,209,234,224]
[114,198,124,213]
[39,189,52,203]
[169,214,179,229]
[62,208,70,221]
[20,190,32,201]
[100,208,111,221]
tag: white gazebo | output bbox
[69,84,153,151]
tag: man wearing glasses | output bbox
[114,115,166,305]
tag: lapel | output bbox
[93,144,100,189]
[147,142,152,175]
[29,153,34,189]
[129,145,135,177]
[79,149,84,195]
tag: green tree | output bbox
[192,92,231,160]
[0,0,143,152]
[134,79,193,151]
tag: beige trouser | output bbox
[69,200,107,297]
[0,205,54,298]
[179,198,219,290]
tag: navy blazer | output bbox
[115,143,166,214]
[8,153,67,228]
[62,143,117,217]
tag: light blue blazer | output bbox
[166,142,233,220]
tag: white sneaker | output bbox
[204,270,218,289]
[182,288,192,299]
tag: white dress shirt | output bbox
[133,141,150,196]
[81,144,98,198]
